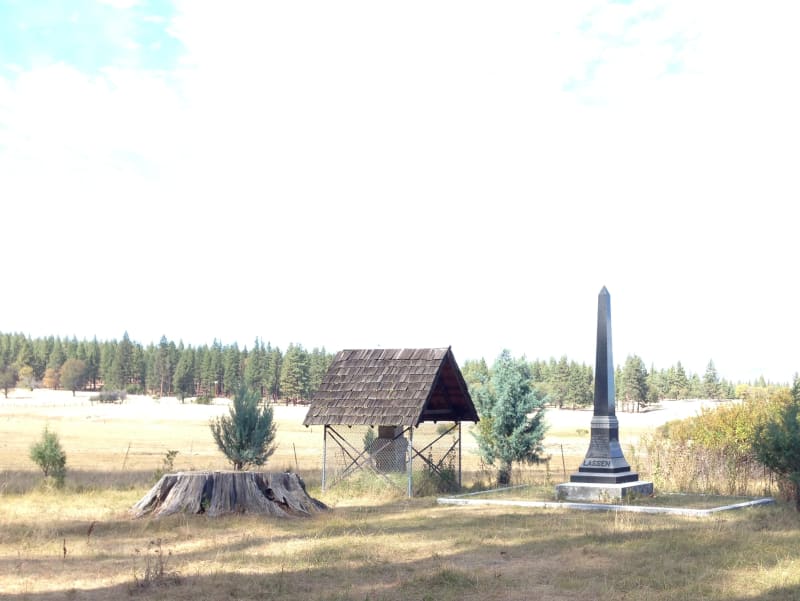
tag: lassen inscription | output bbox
[583,459,611,467]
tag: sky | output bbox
[1,1,798,383]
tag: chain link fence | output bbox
[322,422,462,496]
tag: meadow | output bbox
[1,391,799,600]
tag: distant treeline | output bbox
[463,354,779,412]
[0,332,333,401]
[0,332,785,407]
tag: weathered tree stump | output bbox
[131,471,327,519]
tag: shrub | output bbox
[194,394,212,405]
[362,427,376,452]
[637,390,792,496]
[153,450,179,482]
[436,422,456,437]
[415,454,459,496]
[91,391,127,403]
[29,426,67,487]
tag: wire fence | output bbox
[322,422,463,496]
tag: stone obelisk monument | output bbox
[556,287,653,501]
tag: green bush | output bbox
[153,450,179,482]
[415,453,459,496]
[362,427,376,452]
[91,391,127,403]
[638,390,793,496]
[194,394,213,405]
[29,426,67,487]
[436,422,456,437]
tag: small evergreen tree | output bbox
[29,426,67,487]
[210,387,276,470]
[753,392,800,511]
[471,350,548,486]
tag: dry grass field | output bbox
[2,390,799,600]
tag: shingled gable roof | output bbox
[303,347,479,427]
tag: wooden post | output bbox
[407,426,414,498]
[322,425,328,492]
[458,422,462,488]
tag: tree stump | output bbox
[131,471,327,519]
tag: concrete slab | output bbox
[555,480,654,502]
[436,495,776,517]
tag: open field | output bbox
[3,390,799,600]
[0,389,729,486]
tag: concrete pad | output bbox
[436,495,776,517]
[555,480,654,502]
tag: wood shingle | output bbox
[303,347,478,427]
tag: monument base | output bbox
[555,480,654,503]
[571,469,641,484]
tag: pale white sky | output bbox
[1,1,798,382]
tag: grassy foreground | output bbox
[2,486,800,600]
[2,393,800,599]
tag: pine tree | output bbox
[47,337,66,372]
[108,334,134,391]
[567,361,593,409]
[621,355,649,412]
[309,347,332,396]
[265,345,282,400]
[244,338,266,397]
[471,350,548,486]
[32,338,49,380]
[173,346,195,402]
[15,337,33,374]
[203,340,224,396]
[222,343,242,396]
[210,387,277,470]
[131,343,146,392]
[153,335,172,396]
[551,356,570,409]
[86,337,100,390]
[279,344,309,402]
[703,359,720,399]
[65,336,79,360]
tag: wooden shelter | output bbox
[303,347,478,496]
